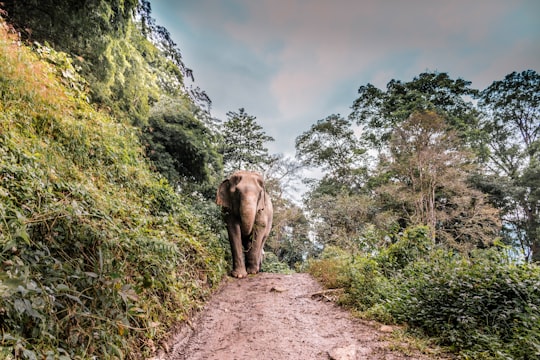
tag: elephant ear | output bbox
[256,175,267,212]
[257,190,267,212]
[216,179,231,208]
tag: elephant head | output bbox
[216,171,273,278]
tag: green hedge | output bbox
[389,250,540,359]
[308,226,540,359]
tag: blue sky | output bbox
[151,0,540,158]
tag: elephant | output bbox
[216,170,273,278]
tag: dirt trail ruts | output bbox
[152,273,437,360]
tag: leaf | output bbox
[84,272,98,278]
[13,299,25,314]
[64,294,83,305]
[22,349,37,360]
[119,285,139,302]
[55,284,70,292]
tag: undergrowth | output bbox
[0,21,226,359]
[308,226,540,359]
[261,252,295,274]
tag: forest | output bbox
[0,1,538,359]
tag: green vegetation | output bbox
[300,71,540,359]
[3,0,220,194]
[220,108,275,174]
[308,235,540,359]
[1,1,539,359]
[0,20,225,358]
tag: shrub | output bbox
[307,246,351,289]
[308,223,540,359]
[261,252,294,274]
[0,22,226,359]
[377,225,432,274]
[388,249,540,359]
[344,256,393,311]
[308,246,393,315]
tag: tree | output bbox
[295,114,366,192]
[350,72,480,152]
[262,155,312,266]
[143,96,222,197]
[221,108,274,173]
[3,0,219,196]
[305,191,382,253]
[377,111,500,251]
[478,70,540,261]
[265,198,311,268]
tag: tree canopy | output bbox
[350,72,480,151]
[3,0,220,197]
[220,108,275,174]
[478,70,540,261]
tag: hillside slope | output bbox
[0,20,225,359]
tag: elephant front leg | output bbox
[227,221,247,278]
[245,231,266,275]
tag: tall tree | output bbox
[295,114,366,192]
[478,70,540,261]
[350,72,480,152]
[220,108,274,173]
[142,96,222,197]
[263,155,312,266]
[377,111,500,251]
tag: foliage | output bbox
[2,0,219,197]
[259,155,312,268]
[260,252,294,274]
[478,70,540,261]
[308,228,540,359]
[376,226,432,273]
[220,108,275,174]
[0,22,226,359]
[305,191,379,252]
[295,114,366,189]
[142,96,222,198]
[265,198,310,268]
[389,249,540,359]
[377,111,501,250]
[350,72,480,151]
[307,246,352,289]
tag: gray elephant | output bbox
[216,170,273,278]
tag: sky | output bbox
[151,0,540,159]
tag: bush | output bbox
[308,224,540,359]
[0,23,226,359]
[377,225,432,274]
[307,246,351,289]
[344,256,393,312]
[308,246,393,314]
[388,249,540,359]
[261,252,294,274]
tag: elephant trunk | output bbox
[239,194,258,235]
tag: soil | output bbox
[151,273,441,360]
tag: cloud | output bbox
[151,0,540,158]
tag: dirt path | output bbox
[152,273,438,360]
